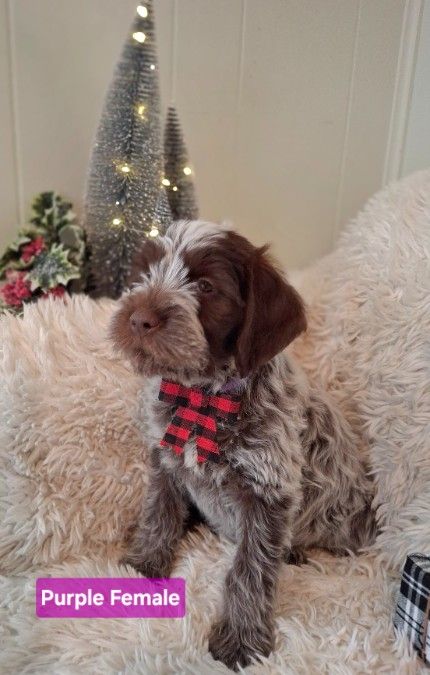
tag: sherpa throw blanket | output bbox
[1,171,430,673]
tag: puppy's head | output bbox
[110,221,306,381]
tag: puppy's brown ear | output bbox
[235,246,306,376]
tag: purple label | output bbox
[36,578,185,618]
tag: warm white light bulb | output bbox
[121,164,131,173]
[136,5,148,18]
[150,64,155,70]
[172,186,178,192]
[133,31,146,43]
[183,166,192,175]
[137,104,145,116]
[112,218,122,226]
[149,227,159,238]
[161,178,170,186]
[115,200,120,205]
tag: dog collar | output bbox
[158,379,243,463]
[219,376,247,395]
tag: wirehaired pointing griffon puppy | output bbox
[111,220,376,670]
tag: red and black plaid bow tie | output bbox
[158,379,241,463]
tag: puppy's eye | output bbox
[197,278,214,294]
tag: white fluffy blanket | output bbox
[2,171,430,673]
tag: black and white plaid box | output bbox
[394,553,430,663]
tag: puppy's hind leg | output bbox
[295,390,377,557]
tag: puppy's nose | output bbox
[130,309,160,335]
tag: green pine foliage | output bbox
[26,243,81,291]
[31,192,76,236]
[0,192,86,314]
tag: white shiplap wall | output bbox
[402,0,430,176]
[0,0,425,268]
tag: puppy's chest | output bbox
[149,396,300,502]
[152,398,239,474]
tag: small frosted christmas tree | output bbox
[84,1,172,298]
[163,106,199,220]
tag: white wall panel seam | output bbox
[229,0,247,228]
[333,0,362,244]
[5,0,24,224]
[382,0,424,185]
[236,0,247,114]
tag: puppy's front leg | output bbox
[121,448,187,577]
[209,486,292,670]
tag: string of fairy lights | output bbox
[110,4,194,239]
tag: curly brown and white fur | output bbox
[110,220,376,671]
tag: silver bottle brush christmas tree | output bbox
[163,106,199,221]
[84,2,171,298]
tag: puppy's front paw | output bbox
[208,619,273,671]
[120,549,173,578]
